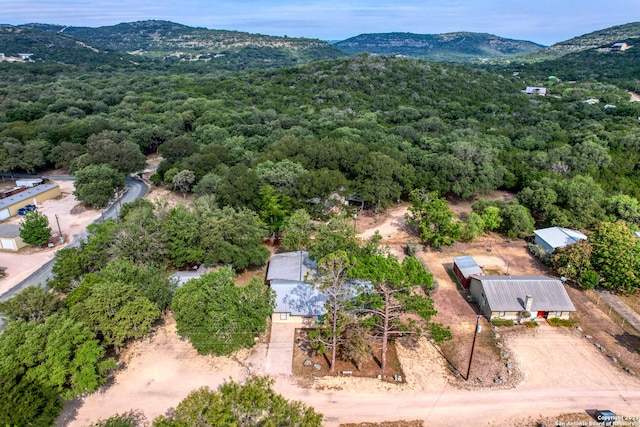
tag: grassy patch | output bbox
[490,318,515,327]
[547,317,575,327]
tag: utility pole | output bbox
[54,214,64,244]
[466,315,482,381]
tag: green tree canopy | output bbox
[69,280,160,353]
[591,221,640,292]
[19,210,52,246]
[0,313,115,400]
[406,189,461,248]
[0,286,62,324]
[73,164,125,208]
[153,376,322,427]
[172,269,275,356]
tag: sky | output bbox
[3,0,640,46]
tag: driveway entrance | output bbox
[264,319,302,376]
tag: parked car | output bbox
[17,208,26,216]
[24,204,36,211]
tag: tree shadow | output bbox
[613,332,640,356]
[55,397,82,426]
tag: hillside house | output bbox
[611,42,629,51]
[525,87,546,96]
[469,275,575,321]
[584,98,600,105]
[0,184,61,221]
[0,224,26,251]
[533,226,587,254]
[266,251,326,323]
[452,255,484,289]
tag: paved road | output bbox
[597,290,640,333]
[0,176,147,302]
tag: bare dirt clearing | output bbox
[0,180,100,294]
[57,201,640,426]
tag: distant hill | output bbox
[526,21,640,61]
[0,26,135,66]
[333,32,544,62]
[16,20,345,68]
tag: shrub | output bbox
[547,317,575,327]
[527,243,550,264]
[523,320,538,328]
[491,318,514,327]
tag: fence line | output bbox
[583,290,640,336]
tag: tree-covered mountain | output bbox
[525,21,640,61]
[15,20,345,68]
[511,36,640,91]
[333,32,544,62]
[0,26,136,66]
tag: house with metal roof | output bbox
[452,255,484,289]
[0,223,26,251]
[0,184,61,221]
[533,226,587,254]
[469,275,575,322]
[525,86,547,95]
[266,251,326,322]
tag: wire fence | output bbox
[583,289,640,335]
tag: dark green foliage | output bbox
[89,410,149,427]
[152,376,322,426]
[172,269,275,356]
[308,216,359,261]
[0,313,115,400]
[428,323,453,344]
[69,280,160,352]
[590,221,640,292]
[19,210,51,246]
[73,164,125,208]
[49,247,85,292]
[406,190,461,248]
[0,370,63,427]
[0,286,62,324]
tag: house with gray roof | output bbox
[533,226,587,253]
[469,275,575,322]
[266,251,326,322]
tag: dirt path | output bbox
[629,91,640,102]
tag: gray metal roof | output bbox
[266,251,317,282]
[0,184,59,211]
[453,255,483,278]
[0,223,20,238]
[170,271,203,287]
[271,280,327,316]
[472,275,575,312]
[534,227,587,250]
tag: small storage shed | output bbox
[0,224,26,251]
[533,226,587,254]
[469,275,575,321]
[525,86,547,95]
[453,256,484,289]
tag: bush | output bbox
[523,320,538,328]
[491,318,515,327]
[547,317,575,327]
[527,243,550,264]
